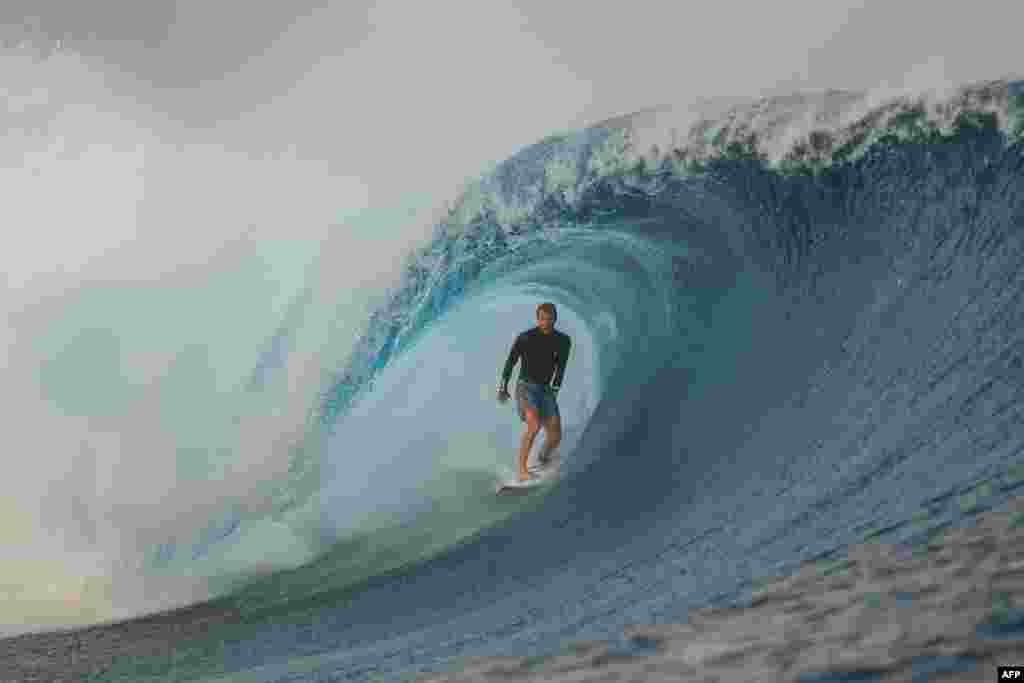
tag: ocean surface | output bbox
[20,77,1024,681]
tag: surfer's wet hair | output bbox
[536,302,557,321]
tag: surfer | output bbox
[497,303,572,482]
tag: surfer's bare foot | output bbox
[518,471,531,482]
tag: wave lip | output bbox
[632,76,1024,173]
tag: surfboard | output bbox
[496,458,560,495]
[495,476,542,496]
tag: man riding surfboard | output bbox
[497,303,572,482]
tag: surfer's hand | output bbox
[497,388,510,404]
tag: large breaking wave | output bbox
[78,76,1024,680]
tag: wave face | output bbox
[111,78,1024,680]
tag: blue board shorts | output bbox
[515,380,560,423]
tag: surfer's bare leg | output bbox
[519,405,541,481]
[537,414,561,464]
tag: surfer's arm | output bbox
[552,336,571,389]
[500,335,522,390]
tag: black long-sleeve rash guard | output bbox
[501,327,572,391]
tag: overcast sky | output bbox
[1,0,1021,635]
[4,1,1022,215]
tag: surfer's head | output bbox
[536,302,556,334]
